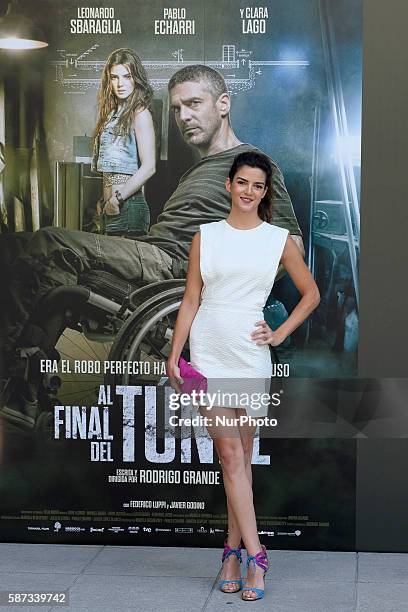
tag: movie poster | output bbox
[0,0,360,550]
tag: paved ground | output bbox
[0,544,407,611]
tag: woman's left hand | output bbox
[166,359,183,394]
[251,320,285,347]
[103,196,120,216]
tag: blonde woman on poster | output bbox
[92,48,155,236]
[167,150,320,601]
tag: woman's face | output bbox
[226,165,267,214]
[109,63,135,101]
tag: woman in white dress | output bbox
[167,151,320,601]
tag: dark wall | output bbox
[356,0,408,551]
[357,440,408,551]
[359,0,408,378]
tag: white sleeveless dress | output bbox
[189,219,289,417]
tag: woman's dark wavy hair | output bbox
[228,151,273,223]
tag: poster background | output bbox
[0,0,372,548]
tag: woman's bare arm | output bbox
[167,232,203,380]
[119,108,156,200]
[251,235,320,346]
[275,234,305,280]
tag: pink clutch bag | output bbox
[178,356,207,395]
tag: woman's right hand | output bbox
[166,359,183,393]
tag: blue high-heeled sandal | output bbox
[218,539,243,593]
[241,545,269,601]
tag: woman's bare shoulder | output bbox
[133,107,154,126]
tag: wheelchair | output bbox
[0,269,187,432]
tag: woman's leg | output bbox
[105,192,150,237]
[200,407,266,598]
[237,412,268,599]
[225,409,257,546]
[127,192,150,236]
[222,411,257,591]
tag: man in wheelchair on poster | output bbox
[0,64,303,428]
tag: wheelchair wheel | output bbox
[54,281,186,403]
[55,329,114,405]
[106,285,186,387]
